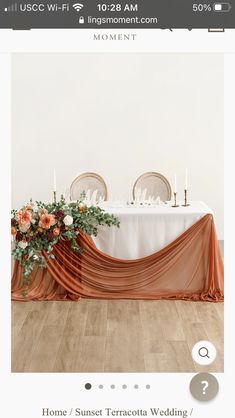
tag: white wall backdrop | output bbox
[12,53,224,238]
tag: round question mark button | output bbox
[201,380,209,395]
[190,373,219,401]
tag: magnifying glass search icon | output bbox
[198,346,210,358]
[192,341,216,365]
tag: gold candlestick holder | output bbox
[53,191,57,204]
[182,189,190,207]
[171,192,179,208]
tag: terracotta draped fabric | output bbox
[11,214,224,302]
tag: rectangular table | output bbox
[93,201,214,259]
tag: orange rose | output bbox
[39,213,56,230]
[11,226,17,235]
[53,227,60,236]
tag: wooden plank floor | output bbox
[11,240,224,373]
[11,299,223,373]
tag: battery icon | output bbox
[213,3,232,11]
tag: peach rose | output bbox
[53,227,60,236]
[16,209,32,225]
[19,223,31,233]
[39,208,48,215]
[39,213,56,230]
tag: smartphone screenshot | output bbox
[0,1,234,417]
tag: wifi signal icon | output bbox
[73,3,84,12]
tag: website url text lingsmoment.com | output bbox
[87,16,158,25]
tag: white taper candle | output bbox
[174,174,177,193]
[53,168,57,192]
[185,168,188,190]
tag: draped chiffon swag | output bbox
[12,214,224,302]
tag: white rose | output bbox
[63,214,73,226]
[18,241,28,249]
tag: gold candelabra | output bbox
[182,189,190,207]
[171,192,179,208]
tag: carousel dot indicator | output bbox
[122,384,127,389]
[146,384,151,389]
[99,384,104,389]
[110,384,115,389]
[85,383,92,390]
[134,384,139,389]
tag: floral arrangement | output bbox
[11,195,120,287]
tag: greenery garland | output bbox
[11,195,120,287]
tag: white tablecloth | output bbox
[93,201,214,259]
